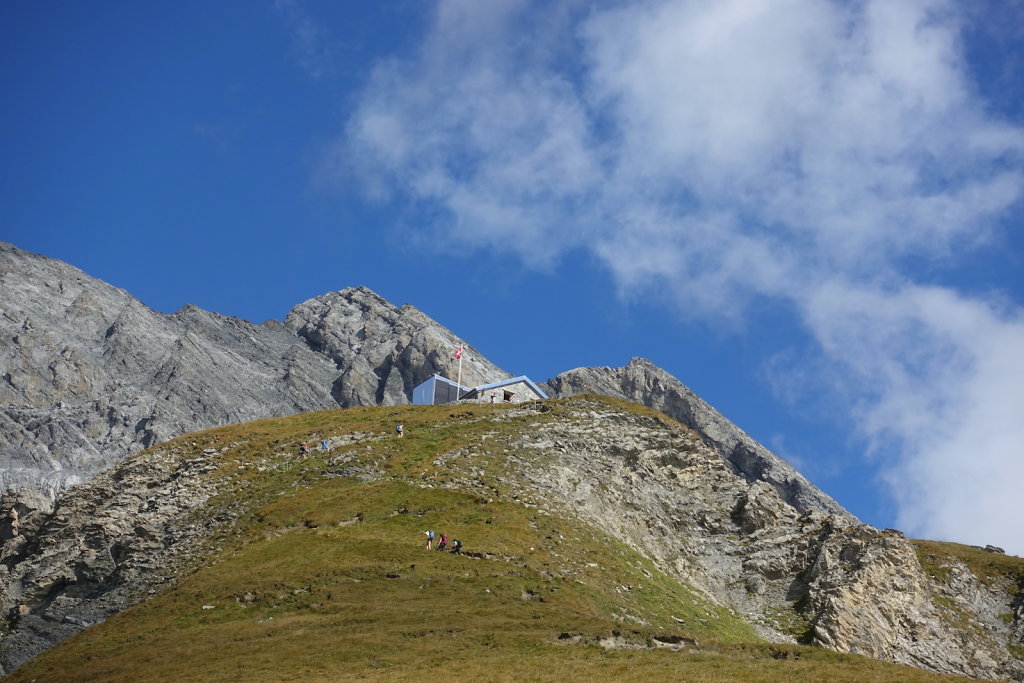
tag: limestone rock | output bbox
[545,358,849,519]
[500,400,1023,681]
[0,397,1021,681]
[283,287,507,406]
[0,243,504,499]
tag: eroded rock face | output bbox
[0,243,502,498]
[545,358,850,520]
[0,434,357,674]
[284,287,507,407]
[0,399,1021,680]
[488,401,1023,681]
[802,524,972,674]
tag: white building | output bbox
[411,374,468,405]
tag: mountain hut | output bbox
[412,374,469,405]
[459,376,548,404]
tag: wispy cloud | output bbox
[337,0,1024,553]
[274,0,337,80]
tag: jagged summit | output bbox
[284,286,507,407]
[0,244,509,498]
[2,240,839,526]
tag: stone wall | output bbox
[468,380,545,404]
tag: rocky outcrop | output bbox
[0,243,503,498]
[284,287,507,407]
[0,397,1020,679]
[3,242,842,530]
[489,399,1023,681]
[0,436,300,673]
[801,524,973,674]
[545,358,850,520]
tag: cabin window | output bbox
[503,390,515,402]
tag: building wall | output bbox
[412,376,467,405]
[412,379,433,405]
[431,378,463,404]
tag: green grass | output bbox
[912,539,1024,591]
[763,606,813,644]
[912,539,1024,649]
[5,399,974,682]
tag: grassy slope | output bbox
[913,538,1024,659]
[7,401,970,682]
[913,539,1024,590]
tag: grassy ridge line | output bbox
[913,540,1024,589]
[912,538,1024,661]
[7,399,970,681]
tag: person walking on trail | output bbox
[396,424,404,438]
[425,529,435,550]
[321,439,329,451]
[450,539,462,555]
[436,533,448,551]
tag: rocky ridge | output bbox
[5,241,1021,677]
[545,358,849,519]
[0,398,1020,679]
[284,287,506,407]
[422,399,1024,680]
[0,242,502,498]
[1,242,843,528]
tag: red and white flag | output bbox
[454,347,463,360]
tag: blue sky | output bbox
[3,1,1023,553]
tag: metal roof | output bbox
[468,375,549,399]
[429,374,467,389]
[412,374,469,390]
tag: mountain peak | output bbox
[0,247,507,496]
[2,242,837,524]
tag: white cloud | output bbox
[338,0,1024,553]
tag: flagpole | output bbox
[455,348,463,401]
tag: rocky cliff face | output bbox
[441,399,1024,681]
[0,242,502,498]
[1,241,842,527]
[284,288,507,407]
[0,398,1020,680]
[545,358,849,519]
[7,241,1020,678]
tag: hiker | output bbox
[396,423,404,438]
[450,539,462,555]
[436,533,448,551]
[425,529,435,550]
[321,438,329,451]
[301,442,310,455]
